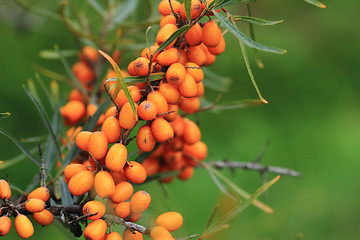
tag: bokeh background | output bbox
[1,0,359,239]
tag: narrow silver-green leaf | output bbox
[0,147,38,170]
[203,68,232,92]
[60,178,74,205]
[154,25,190,54]
[211,99,263,112]
[213,11,286,54]
[27,79,47,118]
[39,49,78,59]
[99,50,138,120]
[233,16,283,26]
[105,73,165,85]
[184,0,192,22]
[35,73,55,108]
[0,128,41,168]
[0,112,11,120]
[24,85,63,162]
[213,0,241,9]
[304,0,326,8]
[87,0,106,17]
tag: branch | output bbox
[104,214,150,236]
[204,161,302,178]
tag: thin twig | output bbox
[104,214,150,236]
[38,141,46,188]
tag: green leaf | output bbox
[51,80,60,105]
[0,128,41,168]
[105,73,165,86]
[39,49,78,59]
[304,0,326,8]
[211,99,263,112]
[99,50,138,120]
[87,0,106,17]
[111,0,140,28]
[55,45,87,94]
[154,25,191,54]
[27,79,47,118]
[233,16,283,26]
[238,40,268,103]
[184,0,192,22]
[0,147,38,170]
[213,0,241,9]
[24,85,63,162]
[213,11,286,54]
[203,165,274,213]
[60,178,74,205]
[203,68,232,92]
[0,112,11,120]
[14,0,62,21]
[35,73,55,108]
[208,175,280,234]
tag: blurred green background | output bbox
[1,0,359,239]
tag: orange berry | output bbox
[64,163,88,180]
[182,118,201,144]
[150,226,173,239]
[123,228,143,240]
[151,118,174,142]
[133,57,150,76]
[25,198,45,213]
[87,103,106,126]
[75,131,92,151]
[164,104,178,121]
[141,156,160,176]
[169,116,185,136]
[202,20,221,47]
[185,23,202,46]
[128,61,137,76]
[68,88,86,102]
[185,62,203,83]
[202,45,216,66]
[110,170,128,184]
[163,151,186,171]
[178,73,197,98]
[130,191,151,214]
[15,214,34,239]
[83,219,107,240]
[147,91,168,116]
[0,216,11,236]
[106,143,128,172]
[158,82,181,104]
[195,82,205,97]
[137,125,156,152]
[72,61,94,84]
[186,46,207,66]
[111,181,134,203]
[138,101,157,121]
[28,187,50,202]
[60,100,86,125]
[178,49,189,65]
[0,179,11,200]
[83,200,106,220]
[179,97,200,114]
[156,212,183,232]
[102,116,122,143]
[124,161,147,184]
[128,213,142,223]
[156,24,178,48]
[119,102,138,129]
[105,106,118,119]
[158,0,181,15]
[179,0,202,20]
[160,14,177,28]
[157,48,180,66]
[115,201,131,218]
[68,170,94,196]
[95,170,116,198]
[183,141,207,161]
[166,137,183,151]
[106,232,123,240]
[115,86,142,107]
[81,46,99,63]
[32,209,54,226]
[208,34,225,55]
[141,45,160,61]
[159,165,174,184]
[88,131,108,160]
[178,166,194,180]
[166,63,186,86]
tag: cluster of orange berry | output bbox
[0,179,53,238]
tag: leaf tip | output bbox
[320,3,326,8]
[260,98,268,104]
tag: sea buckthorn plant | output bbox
[1,0,325,239]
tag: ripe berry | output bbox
[83,200,106,220]
[32,209,54,226]
[185,23,202,46]
[123,228,143,240]
[179,97,200,114]
[157,48,180,66]
[64,163,88,180]
[111,181,134,203]
[178,74,197,98]
[183,141,207,161]
[119,102,138,129]
[0,216,11,236]
[185,62,203,83]
[156,24,178,48]
[83,219,107,240]
[60,100,86,125]
[179,0,202,20]
[202,20,221,47]
[102,116,122,143]
[137,125,156,152]
[133,57,150,76]
[138,101,157,121]
[158,83,181,105]
[182,118,201,145]
[0,179,11,200]
[115,86,141,107]
[208,34,225,55]
[115,201,131,218]
[147,91,168,116]
[130,191,151,214]
[68,170,94,196]
[88,131,108,160]
[158,0,181,15]
[75,131,92,151]
[186,46,207,66]
[141,156,160,176]
[106,232,123,240]
[94,170,116,198]
[169,116,185,137]
[106,143,128,172]
[160,14,177,28]
[124,161,147,184]
[155,212,183,232]
[15,214,34,239]
[141,45,160,61]
[150,226,173,239]
[28,187,50,202]
[178,166,194,180]
[25,198,45,213]
[166,63,186,85]
[151,118,174,142]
